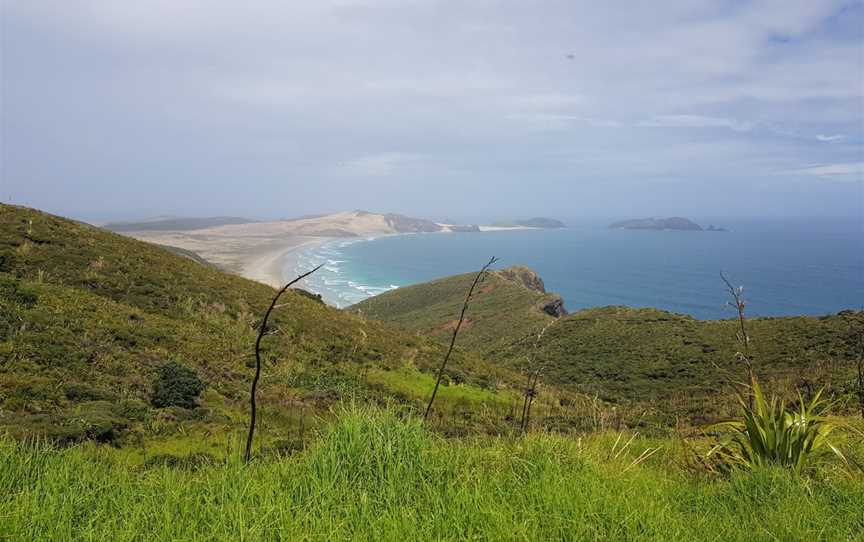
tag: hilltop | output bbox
[352,266,862,422]
[350,265,567,355]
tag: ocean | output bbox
[285,219,864,320]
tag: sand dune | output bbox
[124,211,442,286]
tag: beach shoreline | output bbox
[241,237,330,288]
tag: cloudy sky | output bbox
[2,0,862,222]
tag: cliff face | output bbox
[540,295,567,317]
[495,265,547,293]
[383,213,444,233]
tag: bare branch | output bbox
[720,270,755,407]
[245,263,323,463]
[423,256,499,422]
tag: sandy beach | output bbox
[125,211,412,289]
[124,211,550,292]
[241,237,329,288]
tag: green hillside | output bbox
[352,268,862,422]
[0,204,515,445]
[350,265,566,354]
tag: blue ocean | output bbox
[287,219,863,320]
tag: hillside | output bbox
[350,265,567,354]
[353,267,863,422]
[0,204,514,444]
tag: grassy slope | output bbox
[2,409,862,541]
[352,268,862,421]
[0,204,513,443]
[350,267,559,354]
[497,307,861,420]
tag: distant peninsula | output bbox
[490,217,566,229]
[609,217,705,231]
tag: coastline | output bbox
[241,237,330,288]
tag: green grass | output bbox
[2,407,862,541]
[355,264,862,422]
[351,266,560,354]
[0,204,510,442]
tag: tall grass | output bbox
[2,407,862,541]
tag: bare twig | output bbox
[721,271,755,406]
[520,320,556,433]
[423,256,499,422]
[245,264,323,463]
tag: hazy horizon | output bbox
[2,1,862,223]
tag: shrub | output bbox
[707,379,847,474]
[150,361,204,409]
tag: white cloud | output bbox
[3,0,862,218]
[638,115,755,132]
[789,163,864,179]
[335,153,420,177]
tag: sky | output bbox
[1,0,862,223]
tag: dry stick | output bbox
[523,372,541,432]
[245,264,324,463]
[721,271,754,406]
[520,320,557,433]
[423,256,499,422]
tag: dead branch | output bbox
[245,264,323,463]
[520,319,556,432]
[423,256,499,422]
[720,271,755,405]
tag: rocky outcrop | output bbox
[496,266,567,318]
[496,265,546,293]
[447,224,481,232]
[383,213,444,233]
[540,295,567,317]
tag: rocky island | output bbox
[609,217,705,231]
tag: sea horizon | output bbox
[284,217,864,320]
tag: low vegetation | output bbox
[3,408,863,541]
[3,204,863,539]
[351,265,564,354]
[150,361,205,409]
[708,379,850,474]
[0,204,507,445]
[358,270,863,422]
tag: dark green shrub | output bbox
[64,383,118,402]
[0,274,37,340]
[3,401,129,444]
[150,361,204,409]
